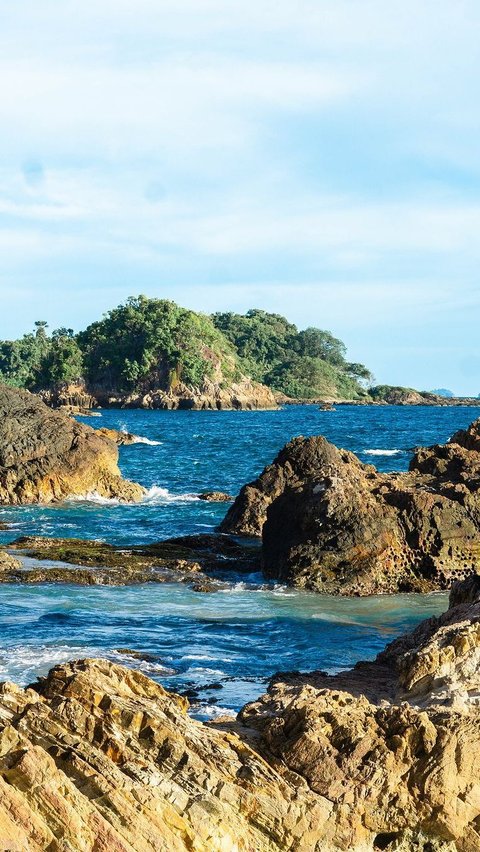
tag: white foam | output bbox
[124,431,163,446]
[68,491,122,505]
[67,486,200,506]
[142,486,199,504]
[197,705,236,719]
[364,449,402,456]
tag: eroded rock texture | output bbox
[221,420,480,594]
[0,385,144,504]
[0,582,480,849]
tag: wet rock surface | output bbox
[3,533,261,588]
[221,419,480,594]
[0,580,478,849]
[0,385,144,504]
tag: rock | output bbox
[221,419,480,593]
[6,533,260,587]
[198,491,233,502]
[0,551,21,571]
[98,376,278,411]
[0,582,480,849]
[239,579,480,849]
[0,385,144,504]
[37,380,97,411]
[96,427,137,445]
[44,376,278,411]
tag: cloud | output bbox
[0,0,479,392]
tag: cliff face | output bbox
[39,376,277,411]
[0,579,479,850]
[221,419,480,594]
[0,385,144,504]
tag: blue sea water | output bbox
[0,404,475,716]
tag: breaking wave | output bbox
[68,486,200,506]
[364,448,402,456]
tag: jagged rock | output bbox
[42,378,277,411]
[96,427,137,445]
[0,583,479,849]
[0,385,144,504]
[98,376,277,410]
[37,380,97,410]
[221,419,480,594]
[0,551,21,571]
[198,491,233,502]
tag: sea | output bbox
[0,404,475,718]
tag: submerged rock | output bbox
[221,419,480,594]
[0,579,479,849]
[0,385,144,504]
[4,533,260,588]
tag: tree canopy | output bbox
[0,297,372,400]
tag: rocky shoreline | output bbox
[221,418,480,595]
[39,378,278,412]
[0,577,478,850]
[0,386,144,504]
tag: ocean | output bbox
[0,403,474,717]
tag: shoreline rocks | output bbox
[3,533,261,589]
[39,378,278,411]
[0,385,144,504]
[0,579,478,849]
[221,418,480,594]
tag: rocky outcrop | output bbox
[0,581,479,849]
[37,380,98,411]
[198,490,233,502]
[95,376,277,410]
[39,377,277,411]
[240,576,480,850]
[221,419,480,594]
[4,533,261,589]
[0,385,144,504]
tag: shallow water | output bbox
[0,404,474,715]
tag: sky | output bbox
[0,1,480,394]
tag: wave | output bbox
[124,432,163,446]
[68,486,200,506]
[118,424,163,446]
[364,448,402,456]
[142,486,199,504]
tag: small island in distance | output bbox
[0,295,478,411]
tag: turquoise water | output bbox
[0,404,474,716]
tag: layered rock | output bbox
[0,385,144,504]
[240,576,480,850]
[0,581,479,849]
[39,377,277,411]
[221,419,480,593]
[95,376,277,410]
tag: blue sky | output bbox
[1,1,480,393]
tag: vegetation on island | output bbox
[0,296,372,400]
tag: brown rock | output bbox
[221,419,480,594]
[96,427,137,445]
[198,491,233,502]
[0,385,144,504]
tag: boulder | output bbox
[221,419,480,594]
[0,385,144,504]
